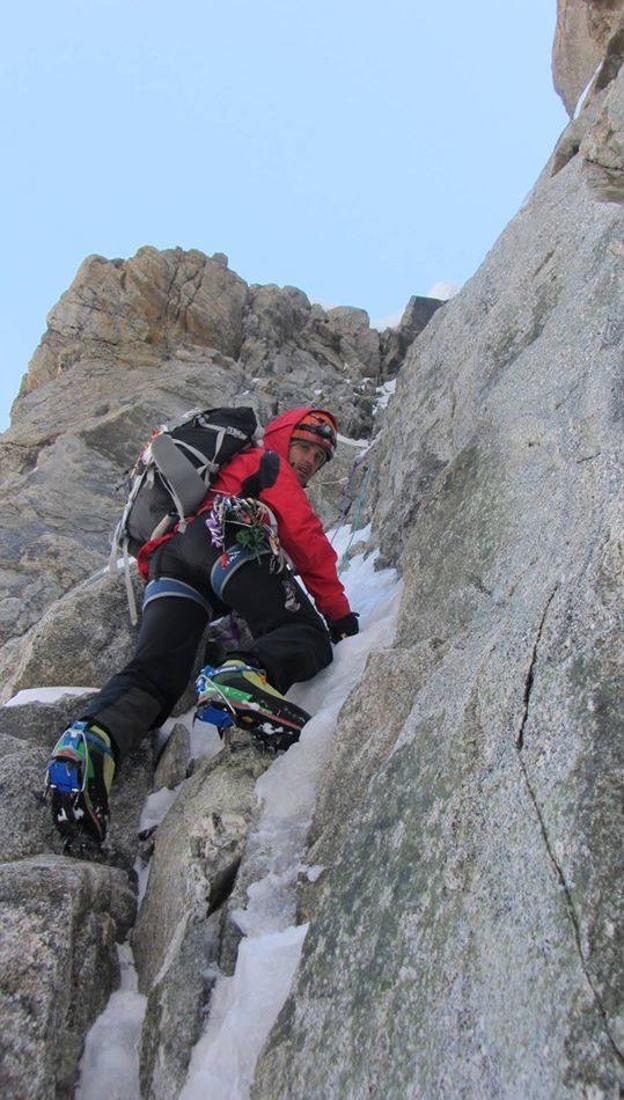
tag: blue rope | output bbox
[338,467,371,574]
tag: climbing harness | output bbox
[205,496,286,599]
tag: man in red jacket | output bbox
[46,407,359,850]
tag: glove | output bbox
[327,612,359,643]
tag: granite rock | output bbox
[553,0,624,116]
[0,855,135,1100]
[253,60,624,1100]
[133,744,271,1098]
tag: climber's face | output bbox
[288,440,326,486]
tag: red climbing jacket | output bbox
[137,407,352,622]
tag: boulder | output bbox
[379,294,444,378]
[0,855,135,1100]
[0,694,154,868]
[0,570,142,705]
[133,744,271,1099]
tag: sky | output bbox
[0,1,568,431]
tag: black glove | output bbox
[327,612,359,643]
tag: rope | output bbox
[337,466,371,574]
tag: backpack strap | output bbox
[151,432,210,524]
[241,450,280,498]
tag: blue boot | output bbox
[46,721,116,850]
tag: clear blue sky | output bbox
[1,0,567,431]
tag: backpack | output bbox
[110,406,260,621]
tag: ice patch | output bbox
[138,787,180,833]
[179,926,308,1100]
[179,533,401,1097]
[75,944,146,1100]
[5,686,98,707]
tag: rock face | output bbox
[379,294,444,378]
[553,0,624,115]
[252,55,624,1100]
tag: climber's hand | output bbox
[327,612,360,643]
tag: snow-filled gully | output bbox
[29,528,401,1100]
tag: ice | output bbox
[179,926,308,1100]
[179,532,401,1098]
[4,686,97,707]
[138,787,180,833]
[375,377,397,411]
[75,944,146,1100]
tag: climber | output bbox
[45,407,359,849]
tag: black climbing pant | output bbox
[84,516,333,761]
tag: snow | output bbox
[574,62,602,119]
[375,378,397,412]
[179,926,308,1100]
[75,944,146,1100]
[74,526,402,1100]
[337,431,369,447]
[4,686,97,707]
[157,707,224,762]
[138,786,180,833]
[178,528,402,1098]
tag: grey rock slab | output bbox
[133,745,271,988]
[0,854,135,1100]
[254,668,621,1099]
[253,71,624,1100]
[0,734,57,861]
[133,745,271,1093]
[153,721,192,790]
[299,642,445,917]
[139,909,223,1100]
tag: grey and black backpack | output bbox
[110,406,260,619]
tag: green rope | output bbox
[338,467,371,574]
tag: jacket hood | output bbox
[262,407,336,462]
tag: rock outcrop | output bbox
[553,0,624,115]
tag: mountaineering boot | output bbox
[45,720,116,851]
[195,659,311,752]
